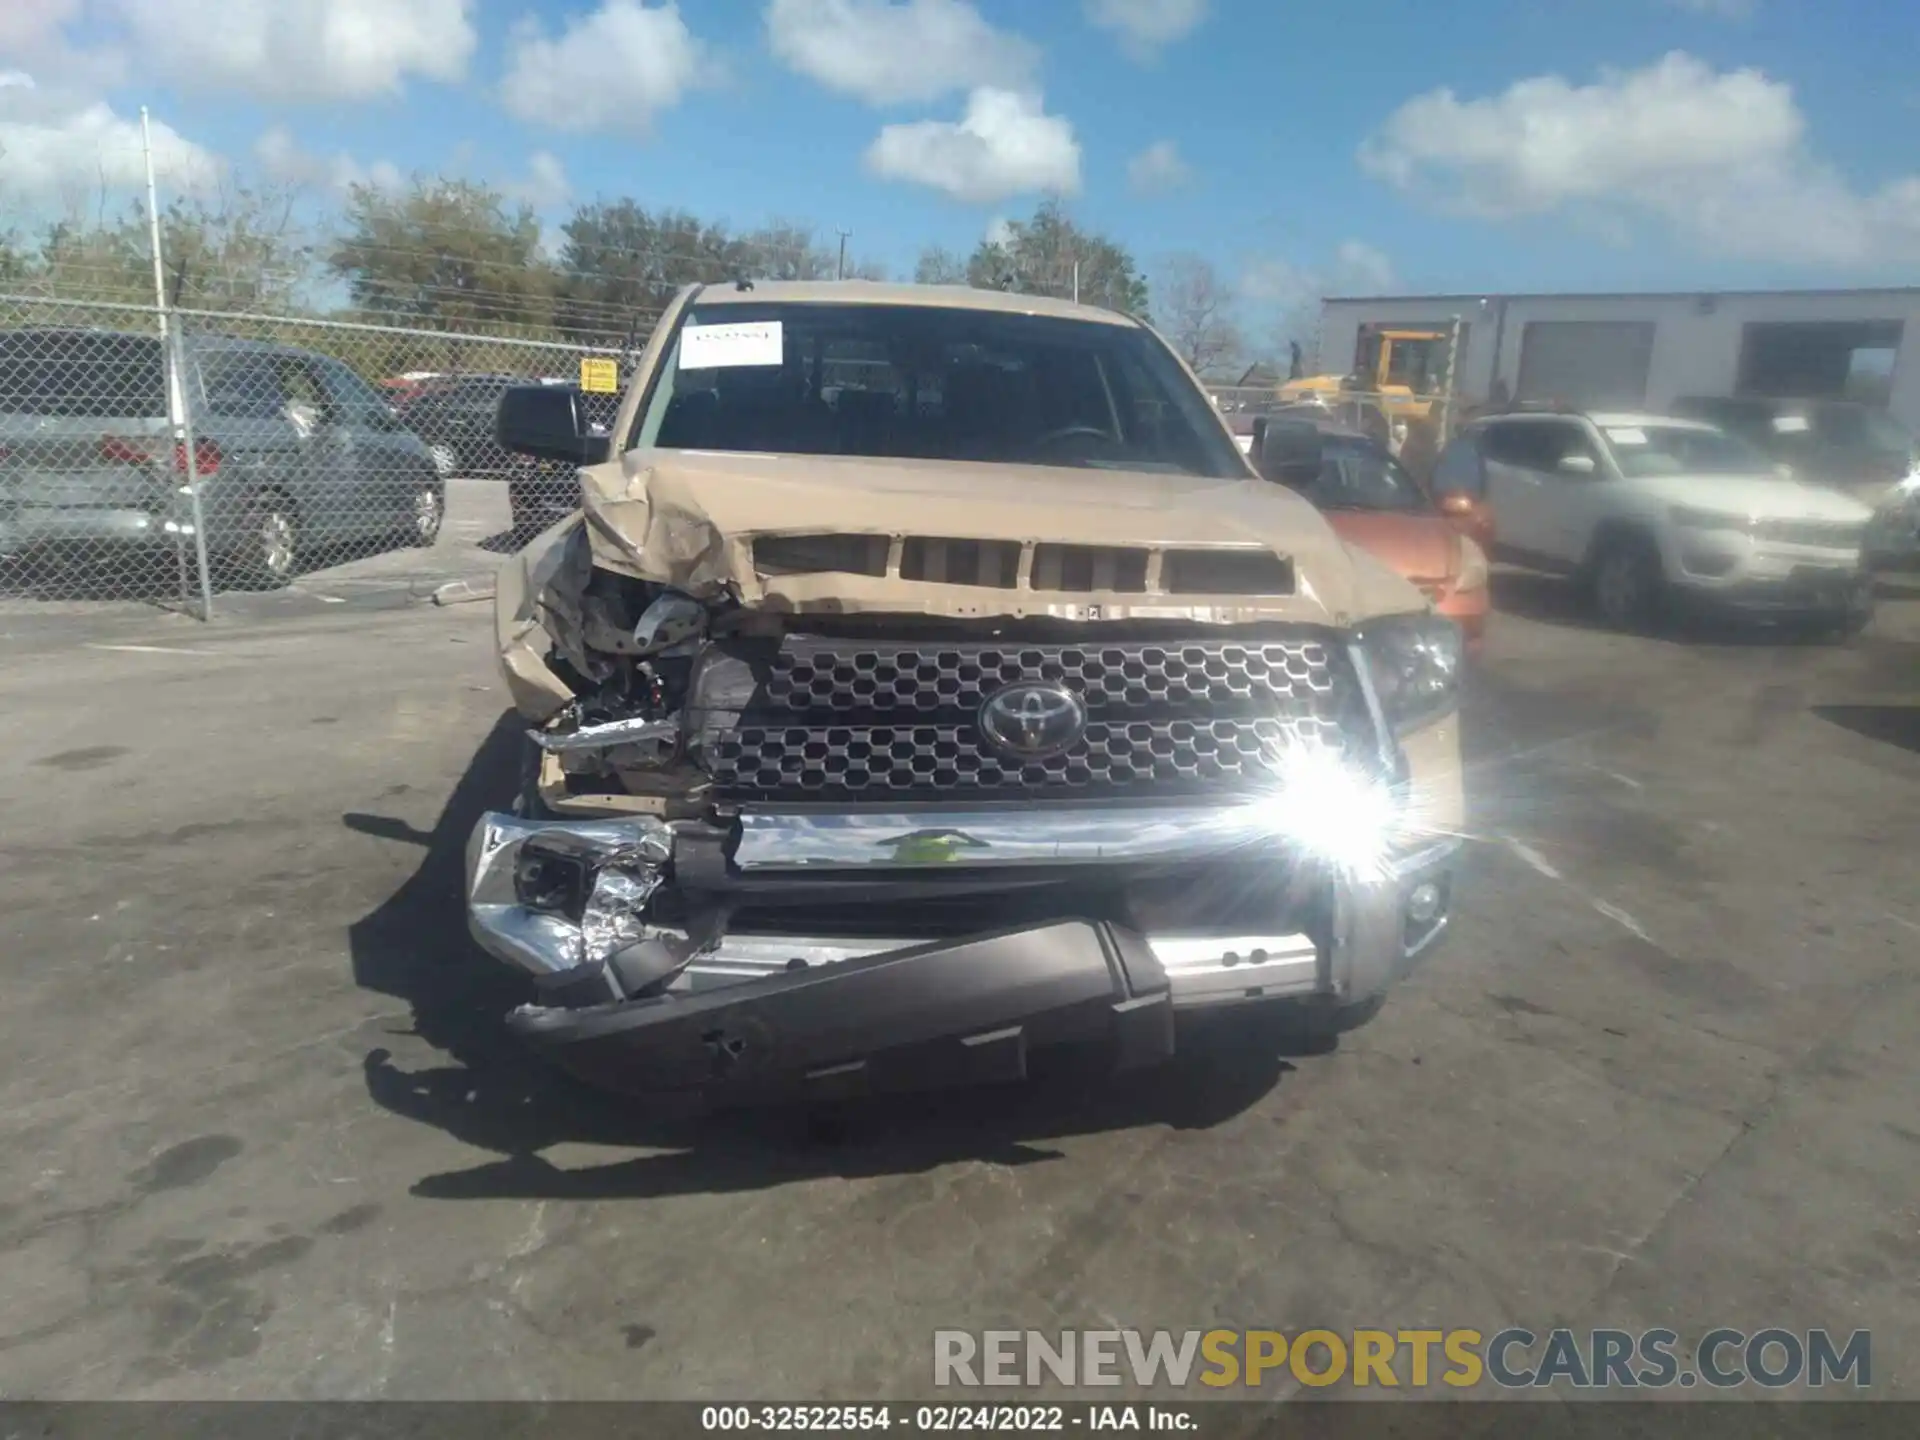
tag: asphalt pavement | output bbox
[0,551,1916,1400]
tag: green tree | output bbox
[553,199,740,341]
[29,216,151,304]
[0,230,30,288]
[735,220,886,280]
[152,184,312,312]
[554,204,889,341]
[740,219,835,281]
[328,178,552,333]
[963,200,1149,317]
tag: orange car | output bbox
[1251,416,1493,653]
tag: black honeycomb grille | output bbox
[705,633,1371,801]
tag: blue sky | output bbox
[5,0,1919,322]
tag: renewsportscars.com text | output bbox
[933,1328,1871,1390]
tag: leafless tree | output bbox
[1155,252,1244,379]
[913,245,969,285]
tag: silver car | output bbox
[0,328,445,588]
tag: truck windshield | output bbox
[631,301,1248,479]
[1602,424,1774,478]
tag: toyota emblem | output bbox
[978,682,1086,760]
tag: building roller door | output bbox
[1515,320,1656,408]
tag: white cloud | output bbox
[253,125,402,195]
[1332,239,1394,292]
[507,151,572,209]
[0,93,220,201]
[766,0,1037,106]
[0,0,76,53]
[1127,139,1190,195]
[0,0,81,52]
[984,215,1016,247]
[1083,0,1207,58]
[1666,0,1757,17]
[502,0,709,134]
[104,0,475,101]
[865,88,1080,203]
[1361,51,1920,267]
[1241,241,1397,309]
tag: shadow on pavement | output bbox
[347,713,1294,1202]
[1813,704,1920,755]
[1,533,425,607]
[1489,567,1855,649]
[1487,569,1593,631]
[0,546,202,607]
[479,529,523,555]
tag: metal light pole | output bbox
[1435,314,1464,443]
[836,230,850,281]
[142,106,215,621]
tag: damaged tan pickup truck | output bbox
[466,280,1465,1104]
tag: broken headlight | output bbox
[1356,612,1462,735]
[513,846,587,913]
[580,867,664,964]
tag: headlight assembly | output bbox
[1355,612,1462,735]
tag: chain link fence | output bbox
[1205,382,1466,479]
[1,292,637,619]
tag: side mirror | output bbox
[1256,417,1322,481]
[1558,453,1597,476]
[497,385,613,465]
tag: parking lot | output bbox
[0,477,517,632]
[1,466,1917,1398]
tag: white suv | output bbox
[1431,408,1875,633]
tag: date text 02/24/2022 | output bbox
[699,1405,1198,1431]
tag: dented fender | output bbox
[495,512,593,724]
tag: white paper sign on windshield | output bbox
[1770,414,1811,433]
[680,321,784,370]
[1605,427,1649,445]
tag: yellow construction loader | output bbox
[1278,323,1457,422]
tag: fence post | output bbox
[1434,313,1463,445]
[142,107,215,621]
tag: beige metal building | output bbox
[1314,288,1920,429]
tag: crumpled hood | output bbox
[574,449,1424,626]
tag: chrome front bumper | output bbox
[465,802,1459,1012]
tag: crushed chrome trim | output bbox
[732,802,1281,871]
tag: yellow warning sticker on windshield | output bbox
[579,357,619,394]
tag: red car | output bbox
[1250,415,1493,653]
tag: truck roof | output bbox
[689,280,1139,328]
